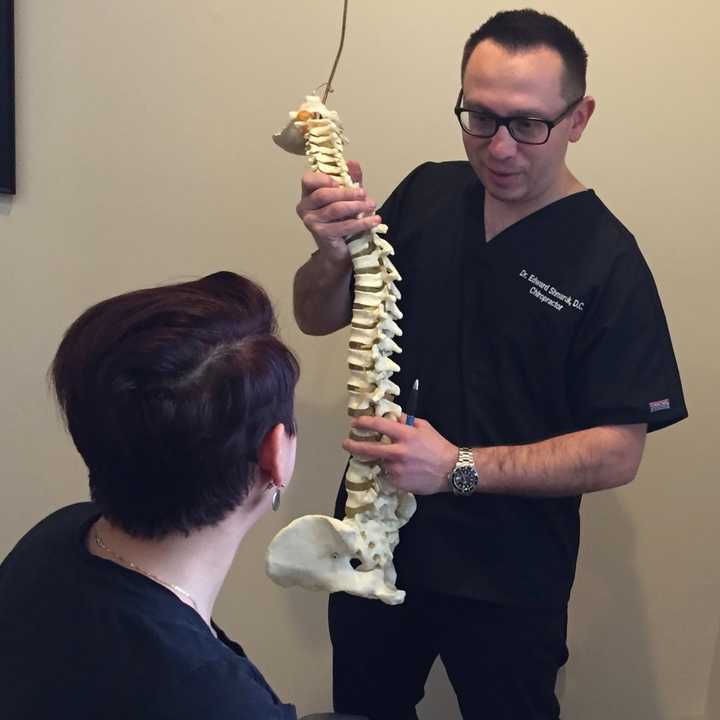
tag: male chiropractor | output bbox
[292,10,686,719]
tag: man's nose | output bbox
[487,126,517,160]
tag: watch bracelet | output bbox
[458,447,474,466]
[448,447,479,496]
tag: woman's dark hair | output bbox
[51,271,299,539]
[461,9,588,100]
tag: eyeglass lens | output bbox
[458,112,549,144]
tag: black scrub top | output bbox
[339,161,687,608]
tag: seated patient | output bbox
[0,271,300,719]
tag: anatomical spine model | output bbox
[267,95,416,605]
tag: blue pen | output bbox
[406,379,419,426]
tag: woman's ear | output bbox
[257,423,291,488]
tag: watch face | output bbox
[451,466,477,496]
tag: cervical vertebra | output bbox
[268,95,415,605]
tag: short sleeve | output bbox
[151,657,297,720]
[568,247,687,433]
[347,162,434,299]
[374,162,436,246]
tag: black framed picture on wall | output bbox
[0,0,14,195]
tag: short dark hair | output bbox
[51,271,299,539]
[461,9,588,101]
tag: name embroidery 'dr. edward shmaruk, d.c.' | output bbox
[519,268,585,313]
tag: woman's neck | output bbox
[88,512,248,630]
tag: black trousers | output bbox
[329,590,569,720]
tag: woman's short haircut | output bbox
[51,271,299,539]
[462,9,589,101]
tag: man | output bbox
[293,10,687,719]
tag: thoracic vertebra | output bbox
[268,95,416,605]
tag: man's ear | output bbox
[257,423,287,488]
[569,96,596,143]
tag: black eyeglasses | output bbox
[454,90,584,145]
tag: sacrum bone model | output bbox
[268,93,416,605]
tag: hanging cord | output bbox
[322,0,349,103]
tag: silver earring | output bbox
[271,487,281,512]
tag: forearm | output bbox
[293,247,353,335]
[472,424,647,497]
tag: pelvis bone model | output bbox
[268,95,415,605]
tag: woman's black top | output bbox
[0,502,297,719]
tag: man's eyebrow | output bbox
[462,101,547,117]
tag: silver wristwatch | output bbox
[447,447,479,496]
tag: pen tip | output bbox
[412,378,419,390]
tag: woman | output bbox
[0,271,300,719]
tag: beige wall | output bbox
[1,2,718,718]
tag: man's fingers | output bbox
[304,198,376,225]
[342,438,401,460]
[306,215,382,242]
[351,416,410,441]
[298,185,369,214]
[300,169,339,196]
[296,160,381,261]
[302,162,362,193]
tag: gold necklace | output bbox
[94,531,200,613]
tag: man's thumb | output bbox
[347,159,363,187]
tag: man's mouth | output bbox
[486,167,522,183]
[487,167,519,177]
